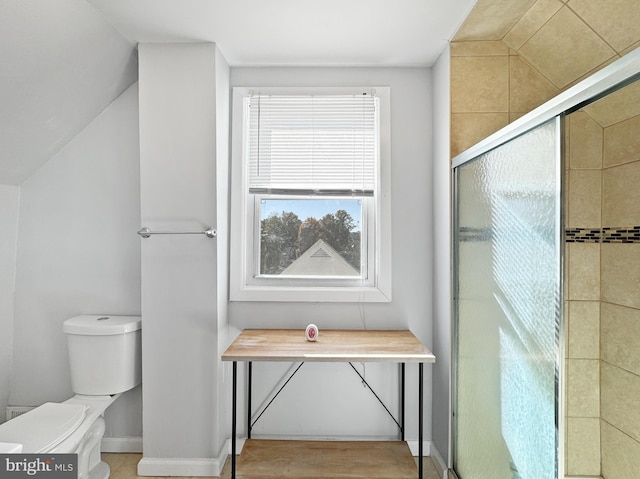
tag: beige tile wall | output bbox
[452,1,640,476]
[450,41,558,156]
[565,106,640,477]
[565,112,603,477]
[450,42,510,156]
[565,104,640,477]
[451,0,640,158]
[601,421,640,479]
[599,112,640,479]
[601,303,640,375]
[566,417,601,476]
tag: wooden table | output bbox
[221,329,436,479]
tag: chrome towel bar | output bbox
[137,227,216,239]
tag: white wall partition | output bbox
[431,44,452,475]
[138,42,229,476]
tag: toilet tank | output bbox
[63,315,142,396]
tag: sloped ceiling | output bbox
[1,0,479,185]
[0,0,137,185]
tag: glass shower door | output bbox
[453,118,562,479]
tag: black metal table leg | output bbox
[419,362,424,479]
[232,361,237,479]
[248,362,252,439]
[401,363,406,441]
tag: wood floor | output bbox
[103,448,442,479]
[237,439,418,479]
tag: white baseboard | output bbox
[429,442,448,479]
[406,440,432,457]
[137,440,229,477]
[101,436,142,453]
[234,437,246,453]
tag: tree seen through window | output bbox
[260,203,361,275]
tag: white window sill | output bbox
[229,285,391,303]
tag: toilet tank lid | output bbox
[63,315,141,335]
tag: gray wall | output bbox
[3,50,443,472]
[229,66,435,448]
[8,84,142,439]
[431,45,452,474]
[0,185,19,424]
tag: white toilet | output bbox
[0,315,141,479]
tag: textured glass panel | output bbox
[454,119,561,479]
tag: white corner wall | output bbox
[9,83,142,440]
[431,44,452,476]
[228,67,434,450]
[214,47,232,455]
[138,42,229,477]
[0,185,20,424]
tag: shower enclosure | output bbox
[451,48,640,479]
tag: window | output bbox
[230,87,391,302]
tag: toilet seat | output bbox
[0,402,86,453]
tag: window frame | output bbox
[229,86,392,302]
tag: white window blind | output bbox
[248,93,378,196]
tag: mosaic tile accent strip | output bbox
[602,226,640,243]
[565,228,601,243]
[565,226,640,243]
